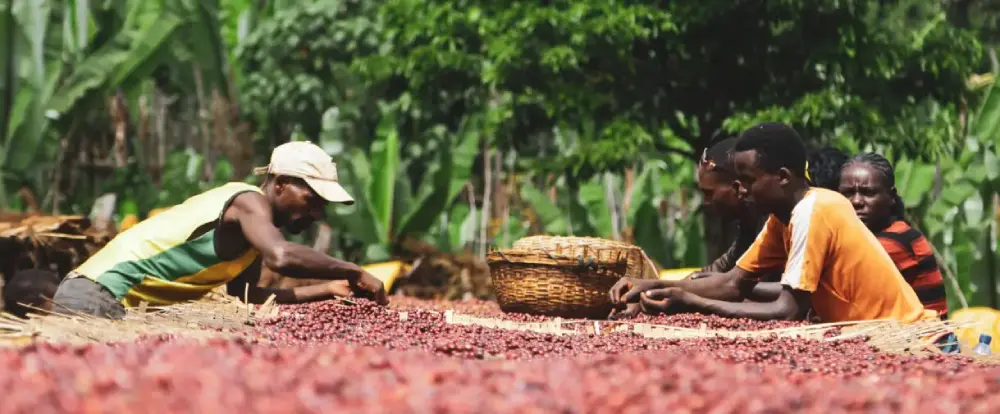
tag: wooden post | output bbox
[312,224,332,253]
[89,194,117,233]
[479,141,492,259]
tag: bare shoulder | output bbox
[224,191,271,221]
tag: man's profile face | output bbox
[696,165,742,219]
[272,177,328,234]
[733,150,783,214]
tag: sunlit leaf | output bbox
[578,176,611,237]
[368,113,399,243]
[896,159,936,206]
[521,184,567,234]
[962,192,985,226]
[396,117,481,238]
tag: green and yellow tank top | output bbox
[73,182,263,307]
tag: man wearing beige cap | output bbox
[51,141,387,319]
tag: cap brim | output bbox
[304,178,355,205]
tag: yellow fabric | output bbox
[121,207,173,232]
[736,188,935,323]
[659,267,701,281]
[950,307,1000,354]
[119,214,139,232]
[361,261,411,292]
[121,250,260,307]
[73,182,264,307]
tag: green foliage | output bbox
[0,0,247,212]
[2,0,998,311]
[346,0,981,174]
[328,112,482,263]
[898,77,1000,310]
[237,1,380,144]
[518,154,705,268]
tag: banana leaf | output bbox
[330,148,382,246]
[396,117,481,238]
[368,113,399,244]
[578,175,611,237]
[1,0,53,173]
[893,158,936,207]
[521,183,568,234]
[971,72,1000,145]
[627,165,671,267]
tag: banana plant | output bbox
[0,0,229,209]
[897,76,1000,310]
[329,111,482,262]
[518,153,706,269]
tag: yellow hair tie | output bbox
[804,161,813,183]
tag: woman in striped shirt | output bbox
[838,153,949,318]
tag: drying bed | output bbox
[0,297,996,413]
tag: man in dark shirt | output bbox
[694,137,768,276]
[611,138,767,318]
[696,142,848,275]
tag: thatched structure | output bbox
[0,294,278,347]
[0,214,113,285]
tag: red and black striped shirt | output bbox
[876,221,948,318]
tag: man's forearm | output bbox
[245,284,340,304]
[672,272,745,302]
[745,281,784,302]
[684,293,798,321]
[264,243,359,282]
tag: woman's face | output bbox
[838,163,895,230]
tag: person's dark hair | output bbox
[807,146,849,190]
[732,122,807,177]
[2,269,61,318]
[701,137,739,175]
[843,152,905,221]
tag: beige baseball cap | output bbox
[253,141,355,205]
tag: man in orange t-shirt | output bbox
[609,122,935,323]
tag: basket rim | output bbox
[486,249,630,267]
[512,235,641,248]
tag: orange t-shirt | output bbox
[735,188,936,323]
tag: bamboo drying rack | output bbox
[436,309,992,359]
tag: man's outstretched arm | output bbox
[227,192,387,305]
[226,260,353,304]
[640,285,810,321]
[244,283,351,304]
[229,192,362,281]
[612,267,758,307]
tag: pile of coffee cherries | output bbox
[0,297,997,413]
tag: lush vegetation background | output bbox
[3,0,1000,310]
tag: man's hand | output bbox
[638,287,688,314]
[608,303,642,320]
[326,280,353,298]
[687,272,712,280]
[609,277,665,305]
[348,269,388,306]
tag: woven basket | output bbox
[487,242,633,319]
[512,236,655,279]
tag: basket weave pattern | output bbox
[489,236,642,319]
[513,236,649,279]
